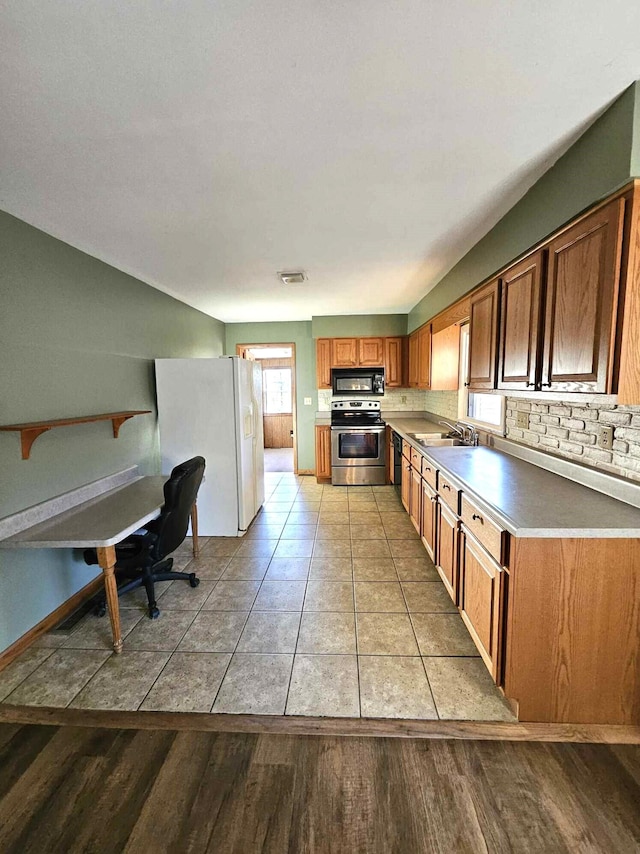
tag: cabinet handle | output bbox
[464,382,470,387]
[472,513,483,523]
[526,381,534,387]
[442,484,450,491]
[424,466,431,472]
[541,381,552,387]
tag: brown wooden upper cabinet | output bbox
[332,338,358,367]
[384,337,405,387]
[467,280,500,390]
[541,198,624,393]
[431,324,461,391]
[408,332,419,387]
[358,337,384,366]
[495,198,625,393]
[316,338,332,389]
[316,335,407,388]
[409,324,431,389]
[498,251,545,391]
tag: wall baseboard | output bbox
[0,575,103,673]
[296,469,315,476]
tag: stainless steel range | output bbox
[330,400,386,486]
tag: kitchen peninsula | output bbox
[386,416,640,726]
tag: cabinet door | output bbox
[417,324,431,389]
[541,199,624,393]
[421,479,437,562]
[315,426,332,479]
[332,338,358,367]
[358,337,384,366]
[431,324,460,391]
[498,251,544,391]
[384,337,405,387]
[436,499,458,603]
[408,333,419,387]
[468,279,499,389]
[316,339,332,389]
[459,527,505,682]
[410,466,422,534]
[386,426,394,484]
[401,457,411,513]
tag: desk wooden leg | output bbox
[96,545,123,654]
[191,502,200,558]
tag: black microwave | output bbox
[331,367,385,396]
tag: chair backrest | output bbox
[153,456,206,559]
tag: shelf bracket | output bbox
[20,427,52,460]
[111,414,135,438]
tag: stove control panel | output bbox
[331,400,381,411]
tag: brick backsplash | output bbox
[506,398,640,482]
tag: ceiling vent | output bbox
[278,270,306,285]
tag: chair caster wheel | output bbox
[189,574,200,588]
[94,604,107,617]
[149,606,160,619]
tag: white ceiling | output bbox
[2,1,640,323]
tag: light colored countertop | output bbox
[386,419,640,538]
[0,476,166,548]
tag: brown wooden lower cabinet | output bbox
[458,526,505,683]
[401,456,411,512]
[315,425,331,482]
[409,466,422,534]
[435,499,458,604]
[395,440,640,725]
[420,479,437,562]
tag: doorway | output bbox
[236,343,297,473]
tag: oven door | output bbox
[331,426,386,467]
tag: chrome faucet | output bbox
[457,421,480,446]
[438,419,479,446]
[438,419,464,438]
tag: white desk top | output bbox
[0,476,166,549]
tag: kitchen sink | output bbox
[412,437,465,447]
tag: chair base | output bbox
[94,557,200,620]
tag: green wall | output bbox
[0,210,225,653]
[409,83,640,330]
[631,81,640,178]
[311,314,407,338]
[224,322,316,471]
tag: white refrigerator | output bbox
[155,356,265,537]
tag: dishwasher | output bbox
[392,431,403,498]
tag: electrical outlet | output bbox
[516,411,529,429]
[401,395,407,403]
[598,425,614,450]
[304,397,312,406]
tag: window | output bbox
[263,368,292,414]
[458,324,506,433]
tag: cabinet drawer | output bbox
[437,473,460,514]
[460,494,508,565]
[410,447,422,470]
[402,439,411,461]
[421,457,437,489]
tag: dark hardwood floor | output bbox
[1,722,639,853]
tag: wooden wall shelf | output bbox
[0,411,152,459]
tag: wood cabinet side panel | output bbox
[505,537,640,725]
[316,339,332,388]
[315,426,332,479]
[616,185,640,403]
[431,325,460,391]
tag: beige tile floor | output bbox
[0,474,515,721]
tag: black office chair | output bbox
[84,456,206,619]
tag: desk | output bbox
[0,475,199,654]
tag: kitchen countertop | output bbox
[386,418,640,538]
